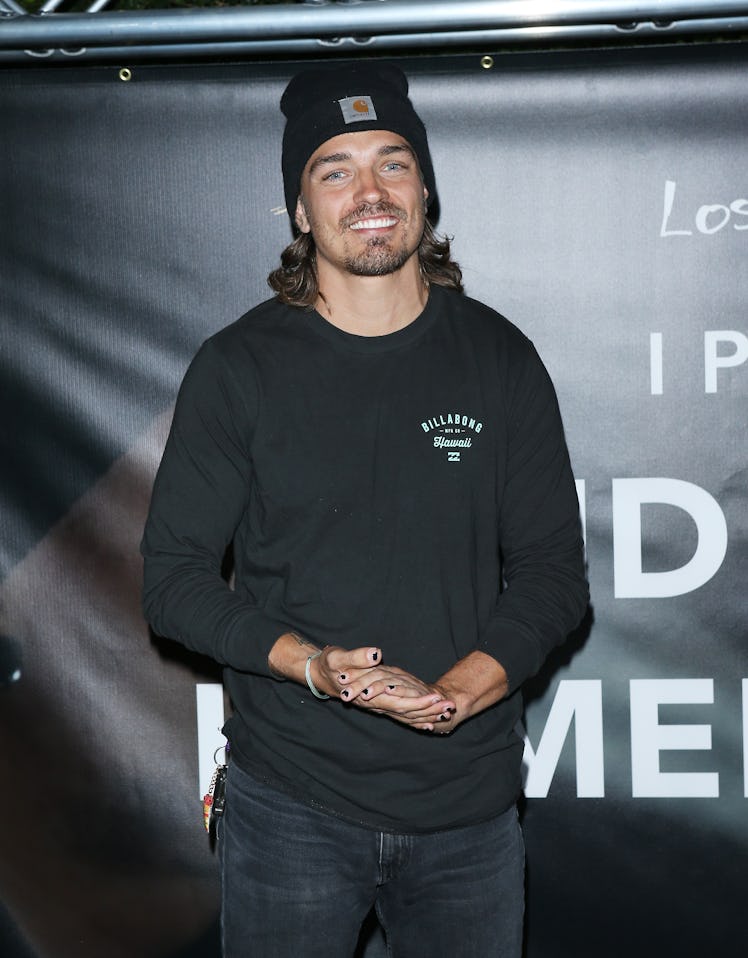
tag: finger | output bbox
[381,690,455,713]
[339,667,411,700]
[344,680,436,705]
[389,703,456,727]
[341,664,432,699]
[431,715,459,734]
[340,680,398,703]
[399,705,455,723]
[413,711,458,732]
[395,713,455,732]
[383,682,450,701]
[356,678,434,702]
[352,690,455,718]
[328,646,382,680]
[339,661,415,687]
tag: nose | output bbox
[353,167,388,207]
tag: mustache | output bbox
[340,203,407,230]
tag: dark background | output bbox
[1,43,747,956]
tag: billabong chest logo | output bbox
[421,412,483,462]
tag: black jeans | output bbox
[218,761,525,957]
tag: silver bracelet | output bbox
[305,650,330,700]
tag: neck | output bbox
[315,257,428,337]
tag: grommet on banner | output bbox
[118,67,133,82]
[480,56,494,70]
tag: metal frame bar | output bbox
[1,0,746,63]
[0,0,28,14]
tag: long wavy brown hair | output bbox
[267,219,463,308]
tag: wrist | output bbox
[305,649,330,700]
[436,651,509,719]
[267,630,320,683]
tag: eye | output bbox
[321,169,347,182]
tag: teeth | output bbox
[350,217,398,230]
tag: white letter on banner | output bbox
[704,331,748,393]
[650,332,663,395]
[695,203,731,235]
[660,180,692,237]
[612,478,727,598]
[196,684,227,800]
[630,679,719,797]
[575,479,586,547]
[520,680,604,798]
[731,198,748,230]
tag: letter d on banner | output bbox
[612,478,727,598]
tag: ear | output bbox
[423,186,429,209]
[295,197,311,234]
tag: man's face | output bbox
[295,129,428,280]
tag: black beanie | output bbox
[280,62,436,226]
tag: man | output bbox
[142,62,588,957]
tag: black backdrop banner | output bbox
[1,43,746,958]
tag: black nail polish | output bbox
[342,689,350,698]
[362,688,369,696]
[372,651,379,661]
[339,674,347,681]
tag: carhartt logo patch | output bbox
[338,95,377,124]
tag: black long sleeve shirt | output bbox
[141,286,588,832]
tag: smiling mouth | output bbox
[349,216,400,231]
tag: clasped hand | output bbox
[313,645,457,734]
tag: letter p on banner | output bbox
[704,331,748,393]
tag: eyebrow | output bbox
[307,143,415,178]
[307,151,351,177]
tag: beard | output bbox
[338,202,423,277]
[343,235,414,277]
